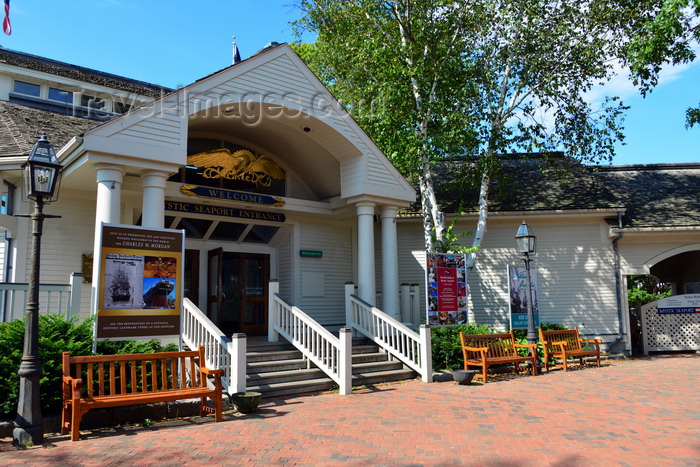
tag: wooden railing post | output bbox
[229,333,247,394]
[419,324,432,382]
[411,283,420,326]
[338,328,353,395]
[345,282,355,329]
[268,281,279,342]
[400,283,410,325]
[68,273,83,319]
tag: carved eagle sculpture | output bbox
[187,148,284,186]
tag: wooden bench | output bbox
[538,327,601,372]
[459,331,538,383]
[61,346,223,441]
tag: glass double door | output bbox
[207,248,269,335]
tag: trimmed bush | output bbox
[431,323,494,371]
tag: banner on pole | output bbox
[425,252,468,326]
[508,265,540,330]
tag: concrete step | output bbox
[247,367,327,385]
[352,368,417,386]
[247,358,309,373]
[247,377,337,398]
[247,349,303,363]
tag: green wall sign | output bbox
[300,250,322,258]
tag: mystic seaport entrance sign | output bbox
[165,201,286,223]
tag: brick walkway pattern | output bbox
[1,354,698,466]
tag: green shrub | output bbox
[0,314,178,419]
[0,314,93,418]
[431,323,494,371]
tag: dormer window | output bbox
[48,87,73,104]
[13,80,40,97]
[81,94,106,110]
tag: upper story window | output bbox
[48,87,73,104]
[81,94,106,110]
[113,101,131,114]
[13,80,41,97]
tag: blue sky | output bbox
[2,0,697,165]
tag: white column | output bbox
[141,170,169,229]
[95,164,124,228]
[356,201,376,304]
[92,164,124,317]
[380,205,400,319]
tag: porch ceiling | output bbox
[188,103,360,202]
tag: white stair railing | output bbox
[0,272,83,322]
[181,297,246,395]
[345,283,432,382]
[268,281,352,395]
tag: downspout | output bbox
[610,211,625,351]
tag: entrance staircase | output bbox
[246,338,418,398]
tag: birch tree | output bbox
[295,0,662,271]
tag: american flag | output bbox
[2,0,10,36]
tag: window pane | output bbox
[49,87,73,104]
[209,221,247,242]
[81,94,105,109]
[244,225,279,244]
[13,81,40,97]
[175,218,212,239]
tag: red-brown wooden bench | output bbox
[459,331,538,383]
[62,346,223,441]
[538,327,601,372]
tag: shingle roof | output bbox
[0,48,172,98]
[0,101,99,156]
[417,156,700,229]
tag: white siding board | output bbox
[297,221,353,326]
[395,217,621,339]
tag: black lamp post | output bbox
[13,133,62,448]
[515,220,537,347]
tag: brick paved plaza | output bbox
[1,354,698,466]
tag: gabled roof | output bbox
[424,156,700,229]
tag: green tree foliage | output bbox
[625,0,700,127]
[627,274,672,310]
[294,0,659,265]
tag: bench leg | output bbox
[562,357,569,372]
[531,357,538,376]
[71,405,82,441]
[61,403,69,435]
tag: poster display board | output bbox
[425,252,468,326]
[96,224,184,338]
[508,265,540,329]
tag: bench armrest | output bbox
[513,343,537,351]
[200,367,224,377]
[62,375,83,401]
